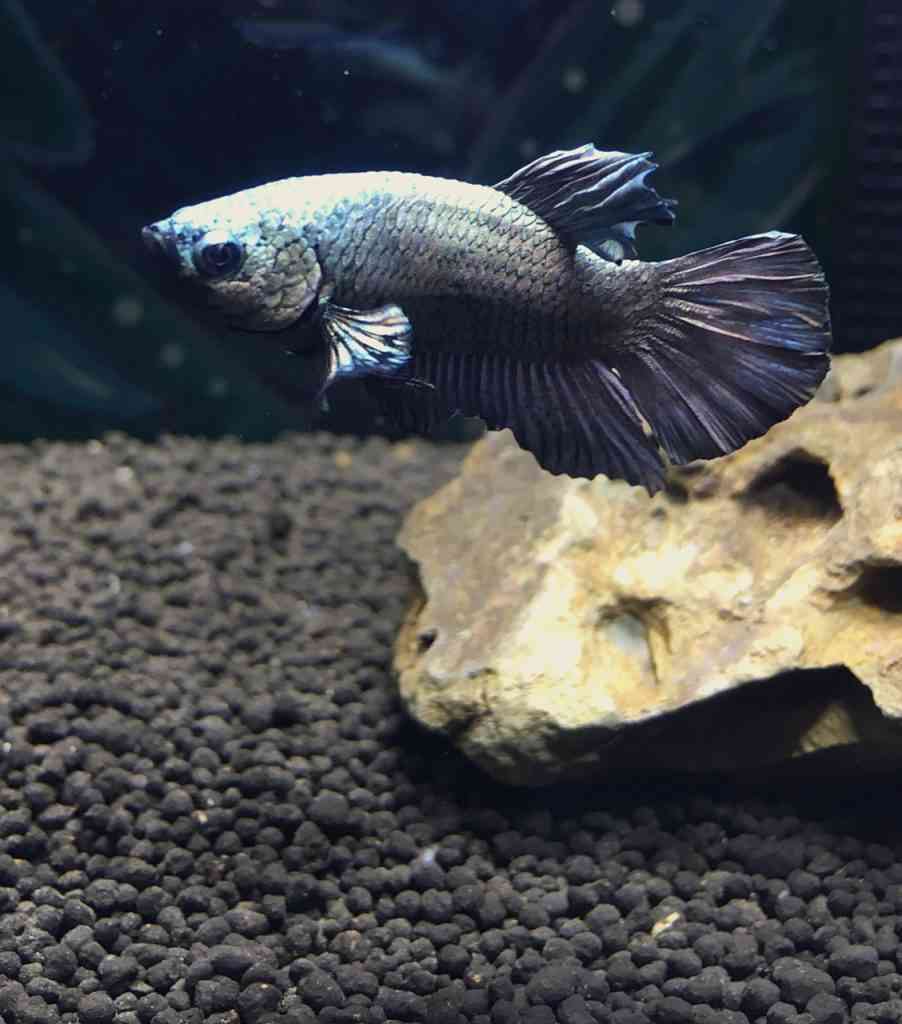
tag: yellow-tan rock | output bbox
[394,340,902,784]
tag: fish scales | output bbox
[143,143,831,493]
[303,173,586,346]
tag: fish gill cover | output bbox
[0,0,868,443]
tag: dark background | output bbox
[1,0,894,444]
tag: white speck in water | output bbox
[342,68,350,76]
[208,376,229,398]
[562,66,587,94]
[159,342,185,369]
[155,27,163,37]
[112,295,144,327]
[612,0,645,28]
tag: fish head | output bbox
[142,186,322,332]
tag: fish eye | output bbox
[192,231,244,277]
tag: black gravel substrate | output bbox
[1,432,902,1024]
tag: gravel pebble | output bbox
[828,945,880,981]
[77,990,116,1023]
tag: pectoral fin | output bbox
[322,302,414,385]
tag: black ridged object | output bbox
[831,0,902,351]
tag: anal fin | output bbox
[366,374,454,435]
[494,144,676,260]
[421,348,666,491]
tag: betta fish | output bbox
[142,145,830,493]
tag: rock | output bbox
[827,945,879,981]
[772,958,835,1007]
[394,339,902,784]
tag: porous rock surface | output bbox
[396,340,902,785]
[3,430,902,1024]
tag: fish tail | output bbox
[604,231,831,480]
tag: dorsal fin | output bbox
[494,144,677,261]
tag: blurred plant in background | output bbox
[467,0,841,261]
[1,0,855,443]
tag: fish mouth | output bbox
[141,220,182,268]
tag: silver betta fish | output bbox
[142,145,830,492]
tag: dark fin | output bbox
[609,231,831,466]
[494,144,676,260]
[415,349,667,491]
[322,302,413,385]
[366,375,453,434]
[378,375,437,392]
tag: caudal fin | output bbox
[608,231,831,476]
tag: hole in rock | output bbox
[663,477,689,504]
[854,563,902,615]
[417,628,438,653]
[741,452,842,521]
